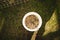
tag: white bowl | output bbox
[22,12,42,31]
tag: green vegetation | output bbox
[0,0,60,40]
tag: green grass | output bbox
[0,0,59,40]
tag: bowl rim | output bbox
[22,12,42,31]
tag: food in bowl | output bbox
[22,12,42,31]
[25,15,39,29]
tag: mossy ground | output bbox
[0,0,60,40]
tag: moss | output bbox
[0,0,60,40]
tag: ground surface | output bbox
[0,0,60,40]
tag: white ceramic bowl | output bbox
[22,12,42,31]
